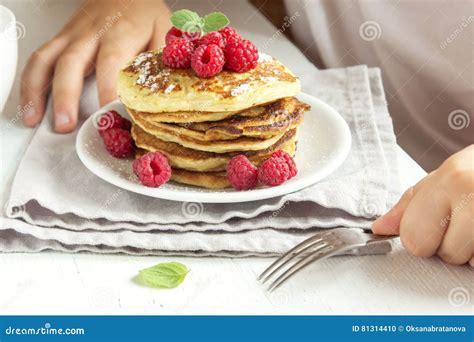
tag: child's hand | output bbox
[21,0,170,133]
[373,145,474,266]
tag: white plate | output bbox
[76,93,351,203]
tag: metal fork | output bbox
[258,228,398,291]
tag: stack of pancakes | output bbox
[118,50,310,189]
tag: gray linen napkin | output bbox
[0,65,401,256]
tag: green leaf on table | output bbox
[138,262,189,289]
[203,12,229,33]
[170,9,201,32]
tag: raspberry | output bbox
[102,128,135,158]
[191,44,225,78]
[198,32,225,49]
[162,39,194,69]
[133,151,172,187]
[165,27,200,46]
[258,157,290,187]
[165,27,182,45]
[227,155,258,190]
[218,26,242,45]
[271,150,297,178]
[224,39,259,72]
[97,110,131,137]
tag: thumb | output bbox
[372,186,415,235]
[372,171,436,235]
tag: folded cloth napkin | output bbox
[0,65,401,256]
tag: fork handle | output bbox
[341,239,394,256]
[366,233,399,242]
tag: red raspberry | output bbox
[258,157,290,187]
[165,27,200,46]
[162,39,194,69]
[271,150,297,178]
[224,39,259,72]
[227,155,258,190]
[165,27,183,45]
[218,26,242,45]
[97,110,131,137]
[133,151,172,187]
[198,32,225,49]
[191,44,225,78]
[102,128,135,158]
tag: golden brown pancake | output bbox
[129,104,265,124]
[133,124,297,172]
[118,50,300,113]
[179,97,309,140]
[171,169,230,189]
[129,97,307,141]
[129,108,291,153]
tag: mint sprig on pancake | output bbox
[171,9,229,33]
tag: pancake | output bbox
[179,97,309,140]
[118,50,300,113]
[129,97,306,141]
[129,108,291,153]
[171,169,230,189]
[130,103,265,124]
[132,124,297,172]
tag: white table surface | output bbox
[0,0,472,315]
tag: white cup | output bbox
[0,5,18,112]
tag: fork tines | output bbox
[258,231,346,291]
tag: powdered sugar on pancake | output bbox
[164,84,176,94]
[123,50,295,99]
[258,52,274,63]
[230,83,250,96]
[133,52,153,67]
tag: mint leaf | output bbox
[181,18,204,33]
[170,10,229,33]
[138,262,189,289]
[170,9,201,32]
[203,12,229,33]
